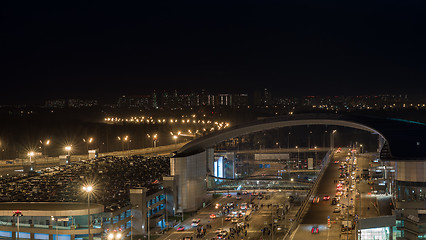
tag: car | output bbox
[312,197,320,203]
[177,226,185,231]
[183,237,192,240]
[225,217,232,221]
[311,225,319,234]
[215,203,221,209]
[333,207,341,213]
[231,218,239,223]
[275,225,282,231]
[323,195,330,200]
[226,194,232,198]
[191,219,201,227]
[215,228,223,234]
[210,214,216,219]
[216,231,228,239]
[236,196,242,200]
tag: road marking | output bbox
[289,224,300,240]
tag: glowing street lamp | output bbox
[173,135,178,144]
[82,185,93,240]
[65,146,72,156]
[153,134,158,148]
[27,151,35,163]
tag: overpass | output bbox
[168,113,426,212]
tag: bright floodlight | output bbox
[116,233,122,239]
[65,146,72,151]
[108,233,114,240]
[173,135,178,139]
[83,185,93,193]
[27,151,35,157]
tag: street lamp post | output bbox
[147,206,151,240]
[295,146,299,169]
[82,185,93,240]
[27,151,35,163]
[173,135,178,145]
[13,211,23,240]
[153,134,158,148]
[331,130,337,150]
[65,146,72,156]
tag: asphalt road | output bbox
[291,149,351,240]
[160,190,299,240]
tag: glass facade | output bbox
[396,180,426,202]
[359,227,390,240]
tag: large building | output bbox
[0,189,172,240]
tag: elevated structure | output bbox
[170,113,426,216]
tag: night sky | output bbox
[2,1,426,104]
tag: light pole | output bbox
[83,138,94,153]
[173,135,178,145]
[27,151,35,163]
[51,216,59,240]
[82,185,93,240]
[147,206,151,240]
[153,134,158,148]
[287,132,291,149]
[295,146,299,169]
[41,139,50,157]
[331,130,337,150]
[65,146,72,156]
[13,211,23,240]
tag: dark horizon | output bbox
[2,1,426,104]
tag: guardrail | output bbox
[283,149,334,240]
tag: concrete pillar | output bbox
[130,188,147,235]
[170,150,208,212]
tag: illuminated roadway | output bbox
[290,149,362,240]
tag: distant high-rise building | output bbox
[263,88,272,106]
[44,99,66,108]
[232,94,249,107]
[152,91,158,109]
[219,94,232,106]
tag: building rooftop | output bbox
[0,202,104,217]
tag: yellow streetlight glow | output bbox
[65,146,72,151]
[83,185,93,193]
[27,151,35,157]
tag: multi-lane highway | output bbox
[290,150,348,240]
[159,190,303,240]
[290,149,383,240]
